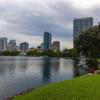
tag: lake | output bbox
[0,56,84,100]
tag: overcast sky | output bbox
[0,0,100,49]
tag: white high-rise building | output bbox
[0,37,7,52]
[7,39,17,51]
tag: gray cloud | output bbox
[0,0,100,48]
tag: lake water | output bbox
[0,56,83,100]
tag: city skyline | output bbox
[0,0,100,49]
[0,32,61,52]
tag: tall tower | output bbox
[43,32,52,51]
[73,17,93,47]
[0,37,7,52]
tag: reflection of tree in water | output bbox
[73,60,80,77]
[42,58,51,83]
[73,60,88,77]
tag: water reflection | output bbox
[42,58,51,83]
[73,60,80,77]
[73,60,88,77]
[0,58,16,76]
[0,57,83,100]
[51,58,60,73]
[17,58,28,72]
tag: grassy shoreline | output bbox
[12,75,100,100]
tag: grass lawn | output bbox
[13,75,100,100]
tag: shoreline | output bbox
[4,77,76,100]
[4,86,40,100]
[4,70,100,100]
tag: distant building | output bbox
[73,17,93,40]
[53,41,60,52]
[16,46,20,52]
[43,32,52,51]
[20,42,29,53]
[9,40,16,46]
[41,43,44,51]
[7,39,17,51]
[0,37,7,52]
[37,46,42,52]
[26,48,36,52]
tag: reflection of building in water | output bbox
[0,58,16,76]
[42,58,51,83]
[51,58,60,73]
[0,66,6,76]
[17,58,28,72]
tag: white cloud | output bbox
[0,32,42,47]
[66,0,100,9]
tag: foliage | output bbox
[62,48,77,57]
[75,25,100,58]
[86,58,98,69]
[0,49,76,57]
[27,50,39,56]
[1,51,10,56]
[26,49,77,57]
[1,51,19,56]
[75,25,100,68]
[41,49,62,57]
[13,75,100,100]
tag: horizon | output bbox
[0,0,100,49]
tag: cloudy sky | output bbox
[0,0,100,49]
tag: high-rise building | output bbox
[73,17,93,48]
[41,43,44,51]
[20,42,29,53]
[73,17,93,41]
[9,40,16,47]
[53,41,60,52]
[7,39,17,51]
[43,32,52,51]
[0,37,7,52]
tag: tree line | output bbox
[0,49,76,57]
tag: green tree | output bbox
[27,50,39,56]
[10,51,19,56]
[75,25,100,68]
[62,48,77,57]
[1,51,10,56]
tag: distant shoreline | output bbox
[0,56,76,59]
